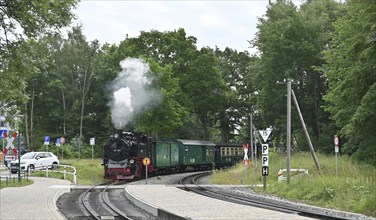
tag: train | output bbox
[102,130,249,180]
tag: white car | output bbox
[9,152,60,174]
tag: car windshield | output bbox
[21,152,37,159]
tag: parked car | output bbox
[9,152,59,174]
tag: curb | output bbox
[124,186,190,220]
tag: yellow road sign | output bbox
[142,157,151,166]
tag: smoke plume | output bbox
[107,58,160,129]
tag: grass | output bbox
[211,151,376,217]
[31,159,104,185]
[1,159,104,189]
[0,177,33,189]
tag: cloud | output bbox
[72,1,306,53]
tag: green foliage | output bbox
[251,0,340,147]
[134,59,188,139]
[30,159,104,185]
[215,48,256,142]
[322,0,376,165]
[0,0,78,112]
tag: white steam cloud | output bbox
[107,58,160,129]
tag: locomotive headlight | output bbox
[114,134,119,138]
[129,159,134,164]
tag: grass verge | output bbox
[211,152,376,217]
[31,159,104,186]
[0,178,33,189]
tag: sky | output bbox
[72,0,305,55]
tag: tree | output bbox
[134,59,188,139]
[113,29,201,139]
[185,47,227,140]
[21,27,100,151]
[251,0,340,149]
[215,47,255,142]
[0,0,78,108]
[322,0,376,165]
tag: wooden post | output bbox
[291,89,321,172]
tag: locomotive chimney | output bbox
[116,129,123,138]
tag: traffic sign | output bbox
[3,131,18,156]
[262,166,269,176]
[259,128,272,142]
[262,155,269,166]
[90,137,95,146]
[0,129,7,139]
[334,135,339,147]
[261,144,269,155]
[143,157,151,166]
[56,138,61,147]
[44,136,50,145]
[4,132,17,149]
[4,155,17,161]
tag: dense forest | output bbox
[1,0,375,166]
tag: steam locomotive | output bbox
[102,130,247,180]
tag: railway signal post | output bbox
[261,144,269,192]
[3,131,19,165]
[143,157,151,184]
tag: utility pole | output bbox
[286,79,292,185]
[277,78,295,185]
[250,114,254,162]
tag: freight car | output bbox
[102,130,245,180]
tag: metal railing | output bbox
[0,164,77,186]
[29,164,77,185]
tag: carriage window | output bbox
[230,148,234,156]
[221,148,226,156]
[226,148,230,156]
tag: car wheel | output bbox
[11,171,17,174]
[29,165,35,171]
[52,162,58,170]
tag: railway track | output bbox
[179,172,348,220]
[81,181,133,220]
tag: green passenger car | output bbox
[152,139,215,172]
[176,139,215,168]
[214,143,244,168]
